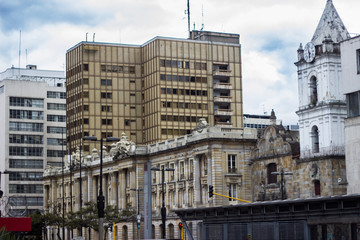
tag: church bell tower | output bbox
[295,0,350,158]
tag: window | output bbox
[101,92,112,99]
[180,161,185,180]
[314,180,321,196]
[47,138,65,146]
[47,115,66,122]
[83,78,89,84]
[10,97,43,108]
[83,105,89,111]
[9,172,43,181]
[10,110,43,120]
[267,163,277,184]
[228,184,237,201]
[228,154,236,173]
[47,126,65,134]
[9,184,43,193]
[357,49,360,74]
[9,134,43,144]
[347,91,360,117]
[125,119,130,126]
[9,159,43,169]
[10,197,43,206]
[311,126,320,153]
[310,76,318,105]
[83,64,89,71]
[47,150,66,157]
[47,91,66,99]
[101,132,112,138]
[9,122,43,132]
[102,119,112,125]
[101,79,112,86]
[83,118,89,124]
[47,103,66,110]
[9,147,43,156]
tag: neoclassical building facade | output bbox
[43,121,258,239]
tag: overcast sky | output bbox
[0,0,359,125]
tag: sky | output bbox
[0,0,359,125]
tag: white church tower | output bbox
[295,0,350,159]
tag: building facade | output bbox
[341,35,360,194]
[66,31,244,154]
[0,65,66,217]
[43,123,258,239]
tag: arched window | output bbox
[310,76,318,105]
[122,225,128,240]
[267,163,277,184]
[168,223,174,239]
[311,126,319,153]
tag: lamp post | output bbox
[61,130,65,240]
[151,167,175,239]
[271,168,293,200]
[83,136,120,240]
[130,188,143,240]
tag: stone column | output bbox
[193,155,201,206]
[110,172,118,206]
[120,170,126,208]
[74,178,80,211]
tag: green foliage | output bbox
[0,227,20,240]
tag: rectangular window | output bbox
[10,110,43,120]
[10,97,44,108]
[9,147,43,156]
[83,64,89,71]
[101,92,112,99]
[83,105,89,111]
[101,105,112,112]
[47,138,66,145]
[101,132,112,138]
[9,159,43,169]
[180,161,185,180]
[9,134,43,144]
[47,150,66,157]
[357,49,360,74]
[102,119,112,125]
[47,115,66,122]
[47,103,66,110]
[101,79,112,86]
[228,155,236,173]
[9,122,43,132]
[347,91,360,117]
[9,184,43,194]
[228,184,237,201]
[9,172,43,181]
[47,91,66,99]
[47,126,65,134]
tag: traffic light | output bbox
[209,185,214,197]
[179,222,183,230]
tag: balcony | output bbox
[214,96,232,103]
[300,146,345,160]
[213,69,232,77]
[214,83,232,90]
[214,109,233,116]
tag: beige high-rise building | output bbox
[66,31,244,153]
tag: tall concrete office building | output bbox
[66,31,244,153]
[0,65,66,216]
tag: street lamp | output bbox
[83,136,120,240]
[271,168,293,200]
[151,166,175,239]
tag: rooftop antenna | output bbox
[186,0,190,37]
[18,30,21,77]
[200,5,204,31]
[93,33,95,42]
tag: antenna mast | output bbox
[187,0,190,37]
